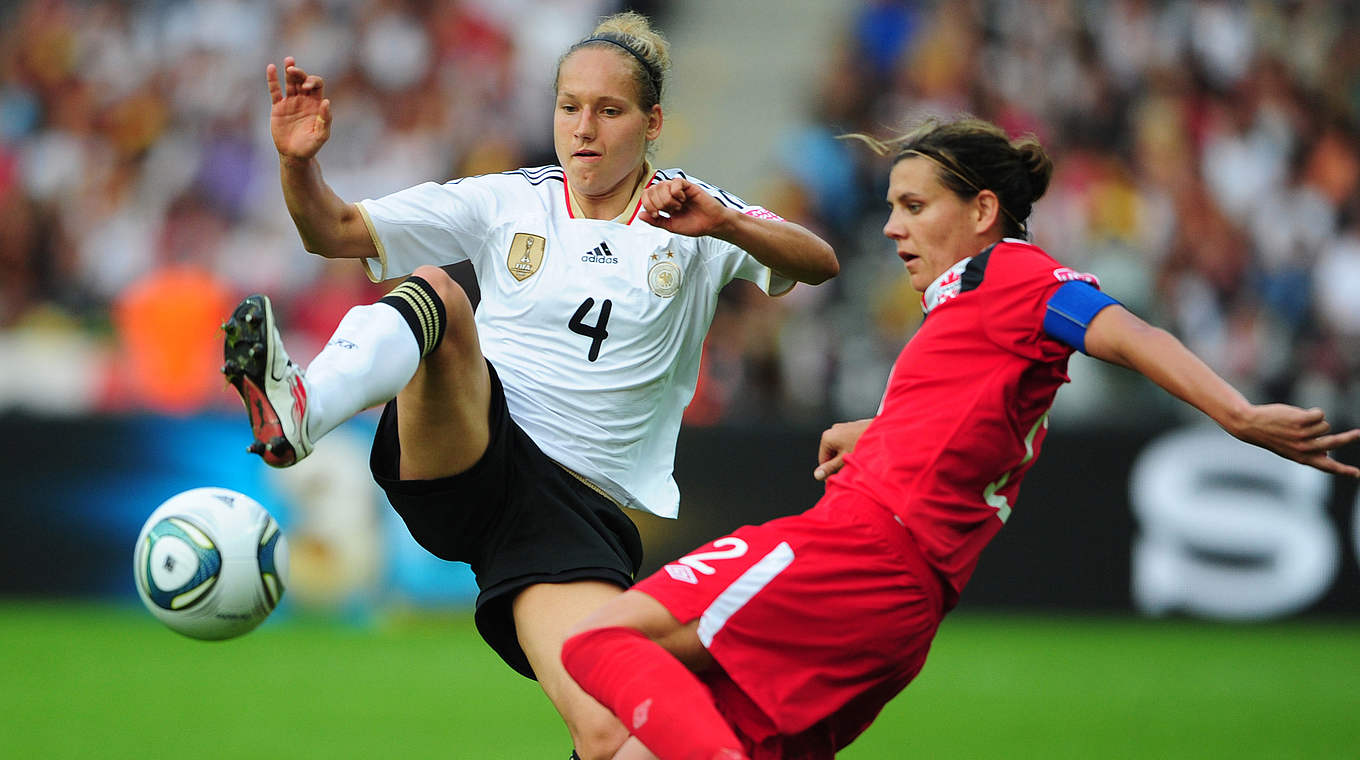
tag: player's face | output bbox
[883,157,995,292]
[554,48,662,205]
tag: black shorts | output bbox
[369,361,644,679]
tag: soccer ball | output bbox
[133,487,289,640]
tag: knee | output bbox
[559,627,636,759]
[411,265,473,324]
[408,265,478,362]
[571,719,630,760]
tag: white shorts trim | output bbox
[697,541,794,648]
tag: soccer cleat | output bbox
[222,294,314,468]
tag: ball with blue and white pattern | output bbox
[133,487,288,640]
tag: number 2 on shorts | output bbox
[677,537,749,575]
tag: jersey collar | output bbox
[920,238,1026,314]
[921,257,972,314]
[564,161,656,224]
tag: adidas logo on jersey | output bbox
[581,241,619,264]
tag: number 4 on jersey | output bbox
[569,298,612,361]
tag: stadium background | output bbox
[2,0,1359,757]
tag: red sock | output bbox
[562,626,748,760]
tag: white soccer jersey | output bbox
[355,165,795,518]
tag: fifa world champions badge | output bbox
[508,233,546,281]
[647,251,681,297]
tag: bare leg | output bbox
[388,268,642,758]
[514,580,634,760]
[392,265,492,479]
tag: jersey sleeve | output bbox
[700,237,798,296]
[355,176,498,282]
[979,244,1106,361]
[680,173,797,296]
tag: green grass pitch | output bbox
[2,602,1357,758]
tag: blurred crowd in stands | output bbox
[2,0,1359,432]
[758,0,1360,431]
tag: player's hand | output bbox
[638,178,732,237]
[1232,404,1360,478]
[813,418,874,481]
[267,56,332,161]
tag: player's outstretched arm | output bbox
[1084,305,1360,477]
[268,56,376,260]
[813,418,874,481]
[639,178,838,284]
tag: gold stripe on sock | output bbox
[387,288,435,355]
[404,283,442,355]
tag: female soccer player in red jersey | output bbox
[561,117,1360,760]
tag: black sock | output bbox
[379,276,447,357]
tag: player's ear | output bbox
[646,104,663,141]
[973,190,1001,234]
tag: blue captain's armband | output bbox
[1043,280,1120,354]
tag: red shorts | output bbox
[633,491,945,758]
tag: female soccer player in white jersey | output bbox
[220,11,836,760]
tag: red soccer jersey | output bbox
[828,240,1100,608]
